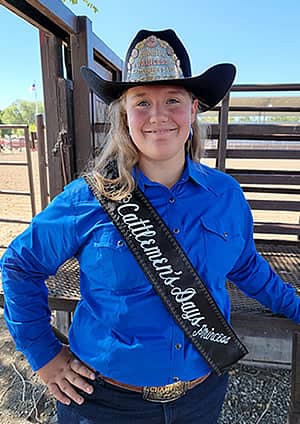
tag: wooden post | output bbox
[57,78,76,184]
[52,311,72,339]
[216,93,230,171]
[39,31,76,335]
[70,16,94,174]
[30,131,36,150]
[39,30,65,199]
[288,332,300,423]
[36,114,49,210]
[24,126,36,217]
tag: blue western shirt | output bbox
[1,158,300,385]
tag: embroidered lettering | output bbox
[135,229,156,242]
[117,203,139,214]
[140,239,156,249]
[192,325,231,344]
[152,258,169,270]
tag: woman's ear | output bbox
[124,111,128,127]
[191,98,198,123]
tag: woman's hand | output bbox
[37,345,96,405]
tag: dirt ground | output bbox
[0,309,57,424]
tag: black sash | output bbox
[84,174,248,375]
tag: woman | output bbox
[1,29,300,424]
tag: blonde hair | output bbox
[90,92,207,200]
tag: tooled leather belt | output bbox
[97,372,211,403]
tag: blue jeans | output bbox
[57,372,228,424]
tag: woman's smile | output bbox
[143,127,177,135]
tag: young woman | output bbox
[1,29,300,424]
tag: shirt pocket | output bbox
[200,215,244,279]
[92,229,148,292]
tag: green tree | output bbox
[62,0,98,13]
[1,100,44,135]
[2,102,23,125]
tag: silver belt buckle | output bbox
[143,381,188,403]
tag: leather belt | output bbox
[98,372,211,403]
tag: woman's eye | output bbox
[137,100,149,107]
[167,98,180,104]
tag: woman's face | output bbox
[125,85,198,165]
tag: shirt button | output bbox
[175,343,182,350]
[173,376,180,382]
[223,232,228,238]
[169,197,175,204]
[117,240,124,247]
[173,228,180,234]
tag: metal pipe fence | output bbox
[0,124,36,249]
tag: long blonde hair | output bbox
[90,92,207,200]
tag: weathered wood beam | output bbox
[1,0,76,39]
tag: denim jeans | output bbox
[57,372,228,424]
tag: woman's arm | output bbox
[1,179,98,403]
[227,189,300,323]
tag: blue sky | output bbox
[0,0,300,110]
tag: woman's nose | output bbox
[149,104,168,124]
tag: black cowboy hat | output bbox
[81,29,236,112]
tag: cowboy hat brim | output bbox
[80,63,236,112]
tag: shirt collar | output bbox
[186,157,211,190]
[132,156,217,194]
